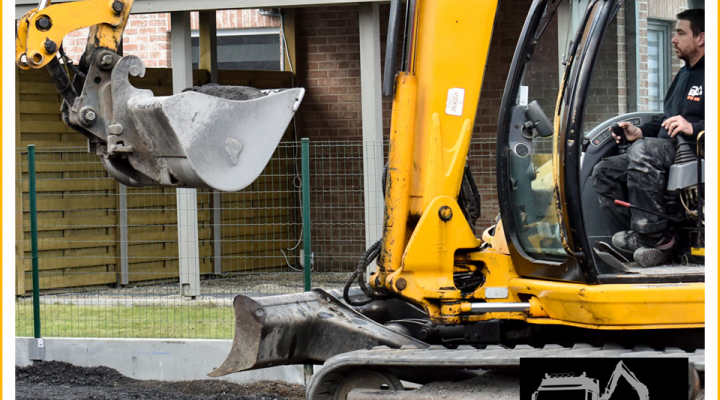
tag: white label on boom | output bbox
[445,88,465,116]
[486,287,509,299]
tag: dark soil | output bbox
[16,361,305,400]
[183,84,267,101]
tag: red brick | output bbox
[338,94,360,102]
[337,78,358,86]
[129,18,149,27]
[308,37,328,46]
[338,61,359,69]
[318,28,338,36]
[138,27,158,35]
[327,52,348,62]
[327,36,348,45]
[327,70,348,78]
[318,62,338,70]
[307,70,329,79]
[317,45,338,53]
[308,53,329,62]
[316,95,339,103]
[122,43,138,52]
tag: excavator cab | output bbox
[497,0,704,282]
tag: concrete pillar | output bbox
[358,3,384,274]
[199,10,223,275]
[171,11,200,297]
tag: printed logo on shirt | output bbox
[687,85,702,101]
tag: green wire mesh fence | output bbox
[16,138,497,340]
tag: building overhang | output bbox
[16,0,389,19]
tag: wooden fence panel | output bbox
[17,67,297,293]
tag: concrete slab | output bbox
[16,337,304,384]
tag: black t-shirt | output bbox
[640,56,705,142]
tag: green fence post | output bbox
[28,145,45,360]
[301,138,314,382]
[28,145,41,339]
[301,138,312,292]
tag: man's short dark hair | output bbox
[677,9,704,36]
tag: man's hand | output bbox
[612,121,643,143]
[662,115,693,138]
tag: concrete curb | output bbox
[16,337,305,385]
[17,296,236,307]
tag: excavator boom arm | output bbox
[600,361,649,400]
[16,0,132,70]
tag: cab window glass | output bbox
[507,1,589,261]
[582,1,689,136]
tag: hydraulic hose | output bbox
[344,239,389,306]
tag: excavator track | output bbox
[307,343,704,399]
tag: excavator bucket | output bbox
[208,288,428,377]
[70,54,304,191]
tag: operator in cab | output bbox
[592,9,704,268]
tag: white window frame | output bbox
[647,19,673,111]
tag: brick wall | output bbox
[295,6,362,142]
[292,4,402,141]
[649,0,689,21]
[61,10,279,68]
[583,15,623,129]
[120,13,172,68]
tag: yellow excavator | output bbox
[17,0,704,398]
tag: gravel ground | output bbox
[16,361,305,400]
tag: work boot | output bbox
[633,234,675,268]
[612,230,642,253]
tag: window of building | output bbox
[647,20,673,111]
[191,28,281,71]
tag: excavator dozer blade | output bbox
[67,54,304,191]
[208,289,428,377]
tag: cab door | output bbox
[496,0,618,283]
